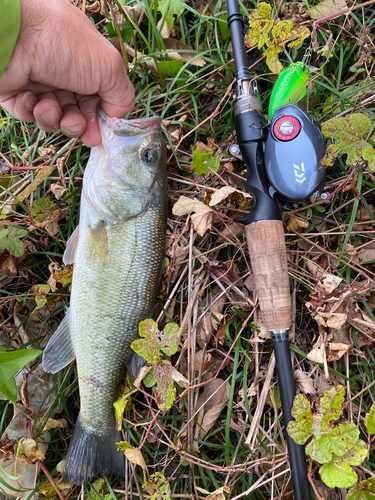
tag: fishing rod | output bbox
[226,2,326,499]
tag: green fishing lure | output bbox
[268,62,310,119]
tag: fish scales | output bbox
[73,203,166,430]
[42,110,167,484]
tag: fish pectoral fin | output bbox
[88,220,108,262]
[42,308,75,373]
[63,226,80,265]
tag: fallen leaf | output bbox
[328,342,350,361]
[163,38,205,66]
[197,379,231,439]
[307,337,326,364]
[42,418,68,432]
[314,311,347,330]
[358,241,375,263]
[321,274,342,294]
[171,366,190,388]
[307,0,347,20]
[133,365,152,390]
[286,215,309,232]
[117,441,148,481]
[18,438,45,463]
[172,196,214,237]
[294,369,315,395]
[16,166,55,202]
[194,350,212,376]
[50,183,67,200]
[209,186,252,207]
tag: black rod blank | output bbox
[227,0,250,80]
[272,332,311,500]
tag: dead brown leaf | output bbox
[172,196,214,237]
[163,38,206,66]
[209,187,251,207]
[50,183,67,200]
[196,379,231,440]
[43,418,68,431]
[286,215,309,232]
[307,0,347,19]
[294,370,315,395]
[18,438,45,463]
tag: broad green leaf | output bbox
[90,478,105,500]
[0,349,42,402]
[320,459,358,488]
[247,3,274,50]
[365,405,375,434]
[32,283,51,312]
[321,113,375,169]
[306,432,334,463]
[132,319,179,363]
[132,320,161,363]
[264,45,283,74]
[329,423,361,458]
[218,15,231,41]
[0,226,28,257]
[363,146,375,171]
[288,394,313,444]
[157,59,184,75]
[347,478,375,500]
[143,361,176,411]
[271,20,310,49]
[0,377,17,404]
[316,385,345,432]
[191,148,220,176]
[246,3,310,73]
[143,472,171,500]
[158,0,185,29]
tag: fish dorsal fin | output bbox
[63,226,80,265]
[42,308,75,373]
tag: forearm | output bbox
[0,0,21,76]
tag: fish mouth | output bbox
[98,108,161,137]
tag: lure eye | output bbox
[143,149,158,164]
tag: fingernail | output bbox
[64,123,86,136]
[21,92,37,111]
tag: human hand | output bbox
[0,0,135,147]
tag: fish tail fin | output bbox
[62,413,124,485]
[127,352,146,384]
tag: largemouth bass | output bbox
[42,109,167,485]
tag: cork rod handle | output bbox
[245,220,291,331]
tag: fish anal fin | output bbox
[42,308,75,373]
[63,226,80,265]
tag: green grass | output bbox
[1,0,375,499]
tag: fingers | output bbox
[13,90,37,122]
[33,93,63,132]
[98,49,135,118]
[77,95,101,147]
[56,90,86,138]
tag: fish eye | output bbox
[143,149,159,164]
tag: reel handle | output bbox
[245,219,291,330]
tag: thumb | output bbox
[98,53,135,118]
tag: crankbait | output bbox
[268,62,310,119]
